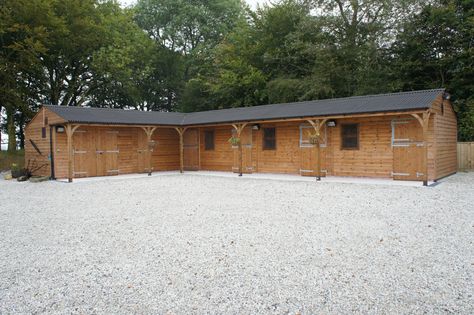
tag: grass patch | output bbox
[0,150,25,171]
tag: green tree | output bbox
[391,0,474,140]
[0,0,50,151]
[134,0,245,110]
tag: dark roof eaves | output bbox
[182,106,432,126]
[42,88,443,127]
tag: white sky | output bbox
[119,0,269,9]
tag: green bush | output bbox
[0,150,25,171]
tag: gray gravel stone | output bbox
[0,173,473,314]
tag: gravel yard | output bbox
[0,173,473,314]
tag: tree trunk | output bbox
[18,112,25,150]
[0,104,2,152]
[6,106,17,153]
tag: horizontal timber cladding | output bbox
[196,116,437,178]
[255,122,303,174]
[326,115,435,179]
[431,96,457,179]
[25,103,451,182]
[326,116,393,178]
[24,107,66,177]
[199,126,234,171]
[52,126,179,179]
[151,128,180,171]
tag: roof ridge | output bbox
[44,105,185,115]
[42,88,444,126]
[185,88,446,114]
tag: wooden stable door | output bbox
[299,125,326,177]
[184,129,199,170]
[73,129,96,178]
[137,130,150,173]
[392,119,423,180]
[233,127,253,173]
[96,129,119,176]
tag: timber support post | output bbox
[307,119,327,181]
[141,126,157,176]
[411,111,431,186]
[232,123,248,176]
[65,124,81,183]
[174,127,187,173]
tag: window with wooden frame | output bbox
[204,130,215,150]
[263,127,276,150]
[42,116,48,138]
[341,123,359,150]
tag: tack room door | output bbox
[392,119,424,180]
[73,129,96,178]
[184,129,199,171]
[232,127,253,173]
[299,125,326,177]
[96,129,119,176]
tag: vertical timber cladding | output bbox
[391,118,424,180]
[72,128,96,178]
[232,126,253,173]
[299,123,327,177]
[183,128,199,171]
[72,127,120,177]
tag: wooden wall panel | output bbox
[24,108,66,177]
[118,128,139,174]
[457,142,474,170]
[53,130,68,179]
[326,116,393,178]
[255,122,300,174]
[432,96,457,179]
[151,128,180,171]
[26,101,456,182]
[52,126,180,179]
[199,126,234,171]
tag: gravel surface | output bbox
[0,172,473,314]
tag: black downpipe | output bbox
[49,126,55,180]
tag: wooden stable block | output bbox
[24,95,457,183]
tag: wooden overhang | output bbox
[36,89,446,183]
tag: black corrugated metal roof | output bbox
[45,106,186,126]
[45,89,444,126]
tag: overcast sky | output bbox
[119,0,269,9]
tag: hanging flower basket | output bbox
[228,136,241,146]
[307,131,319,145]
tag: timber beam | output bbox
[174,127,187,173]
[411,111,432,186]
[65,124,81,183]
[231,123,248,176]
[306,119,327,181]
[141,127,158,176]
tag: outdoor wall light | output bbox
[326,120,336,127]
